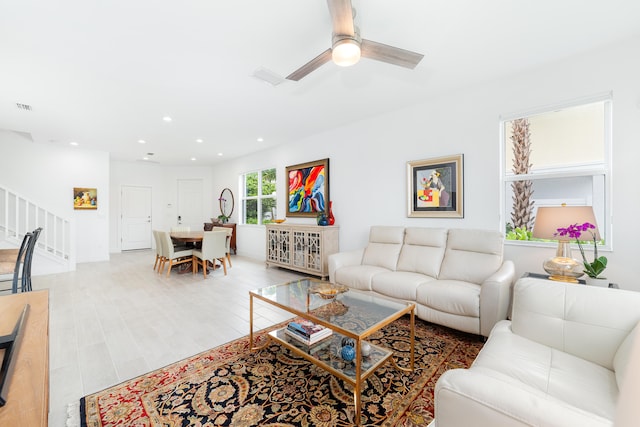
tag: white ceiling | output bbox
[2,0,639,166]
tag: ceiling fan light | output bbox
[332,39,361,67]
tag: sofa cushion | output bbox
[614,324,638,389]
[361,226,405,271]
[371,271,435,301]
[396,227,447,277]
[512,278,640,370]
[416,279,480,317]
[474,321,618,420]
[334,265,390,291]
[438,229,503,284]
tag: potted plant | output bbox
[555,222,608,286]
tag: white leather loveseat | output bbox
[434,277,640,427]
[328,226,515,337]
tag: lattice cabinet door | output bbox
[292,230,307,269]
[305,230,322,273]
[267,227,290,265]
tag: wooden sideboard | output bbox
[265,224,339,280]
[0,289,49,426]
[204,222,237,254]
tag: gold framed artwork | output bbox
[73,187,97,210]
[407,154,463,218]
[286,158,330,218]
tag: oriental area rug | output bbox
[78,317,483,426]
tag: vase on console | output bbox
[327,201,335,225]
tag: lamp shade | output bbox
[332,38,361,67]
[532,206,600,240]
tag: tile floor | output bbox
[31,250,303,426]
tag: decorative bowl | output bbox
[309,282,348,299]
[273,219,286,224]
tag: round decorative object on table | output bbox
[361,341,372,357]
[341,337,355,348]
[309,282,349,300]
[340,345,356,362]
[316,212,328,226]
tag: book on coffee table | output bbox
[286,320,332,345]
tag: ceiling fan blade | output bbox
[327,0,354,36]
[361,39,424,69]
[286,48,333,81]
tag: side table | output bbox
[521,272,619,289]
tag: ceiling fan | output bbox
[286,0,424,81]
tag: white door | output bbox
[121,186,152,250]
[177,179,203,230]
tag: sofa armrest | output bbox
[479,260,515,337]
[328,249,364,283]
[434,368,610,427]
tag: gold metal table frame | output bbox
[249,278,415,425]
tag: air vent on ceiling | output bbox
[16,103,33,111]
[252,67,285,87]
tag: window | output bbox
[500,95,611,248]
[241,168,277,225]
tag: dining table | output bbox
[169,230,204,244]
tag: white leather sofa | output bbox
[434,277,640,427]
[328,226,515,337]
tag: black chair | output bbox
[20,227,42,292]
[0,232,32,293]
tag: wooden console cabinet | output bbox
[0,290,49,426]
[265,224,339,279]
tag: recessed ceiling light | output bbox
[143,157,149,161]
[191,157,197,161]
[196,138,203,143]
[217,152,223,156]
[70,141,79,146]
[257,137,264,142]
[138,139,146,144]
[162,116,172,122]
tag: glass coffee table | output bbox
[249,278,415,425]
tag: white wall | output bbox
[2,35,639,289]
[212,35,640,291]
[0,130,110,263]
[109,161,214,252]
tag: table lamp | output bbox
[532,205,599,283]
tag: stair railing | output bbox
[0,185,74,271]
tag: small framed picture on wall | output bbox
[407,154,463,218]
[73,187,98,210]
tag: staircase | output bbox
[0,185,75,274]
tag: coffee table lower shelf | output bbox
[269,328,393,384]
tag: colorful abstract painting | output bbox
[286,158,330,217]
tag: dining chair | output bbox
[192,231,228,278]
[152,230,164,271]
[212,226,233,268]
[158,231,193,277]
